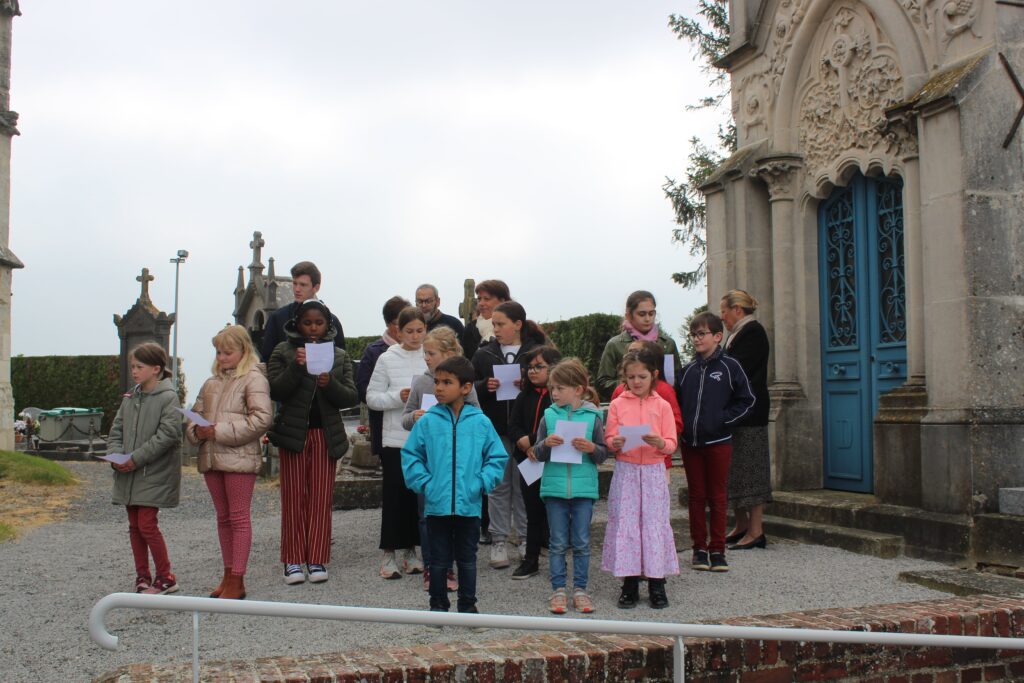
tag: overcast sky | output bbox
[9,1,719,400]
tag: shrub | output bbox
[542,313,623,381]
[12,356,121,435]
[346,335,378,362]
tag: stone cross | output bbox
[249,231,265,268]
[136,267,154,303]
[458,278,476,325]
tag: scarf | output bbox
[381,330,398,346]
[623,319,659,342]
[476,316,494,341]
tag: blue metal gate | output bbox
[818,174,907,492]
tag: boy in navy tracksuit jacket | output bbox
[402,356,508,613]
[677,312,755,573]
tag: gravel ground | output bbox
[0,461,951,682]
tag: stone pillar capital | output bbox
[751,155,803,201]
[0,1,19,17]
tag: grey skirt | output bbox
[728,425,773,508]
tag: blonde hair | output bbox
[548,358,600,406]
[721,289,758,315]
[423,326,463,357]
[211,325,261,376]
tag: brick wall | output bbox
[95,595,1024,682]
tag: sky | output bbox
[9,1,721,401]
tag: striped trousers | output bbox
[279,428,334,565]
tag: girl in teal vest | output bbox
[533,359,608,615]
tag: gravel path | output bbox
[0,461,951,682]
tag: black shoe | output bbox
[724,529,748,544]
[617,577,640,609]
[728,534,767,550]
[648,579,669,609]
[691,549,710,571]
[511,557,539,580]
[710,553,729,572]
[479,531,493,545]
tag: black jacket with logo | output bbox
[677,347,756,447]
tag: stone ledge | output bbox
[94,595,1024,682]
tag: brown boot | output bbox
[220,573,246,600]
[209,568,232,598]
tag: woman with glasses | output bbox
[596,290,683,401]
[719,290,772,550]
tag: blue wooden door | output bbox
[819,174,907,492]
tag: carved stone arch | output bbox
[807,155,908,201]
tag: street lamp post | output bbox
[170,249,189,390]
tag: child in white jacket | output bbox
[367,306,428,579]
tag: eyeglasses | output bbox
[689,330,714,340]
[415,298,436,305]
[527,364,548,372]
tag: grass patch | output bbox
[0,521,13,542]
[0,450,76,486]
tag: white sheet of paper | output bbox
[420,393,438,410]
[619,424,652,452]
[95,452,132,465]
[305,342,334,375]
[551,420,586,464]
[493,364,522,401]
[517,458,544,486]
[176,407,211,427]
[663,356,675,386]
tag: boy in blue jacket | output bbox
[402,356,508,614]
[677,312,756,574]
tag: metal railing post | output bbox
[192,611,200,683]
[674,635,685,683]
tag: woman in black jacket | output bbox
[720,290,772,550]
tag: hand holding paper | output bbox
[517,458,544,486]
[493,364,522,401]
[95,452,132,465]
[551,420,586,464]
[305,342,334,375]
[176,407,211,427]
[618,424,651,452]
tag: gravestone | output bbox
[113,267,174,393]
[233,230,292,351]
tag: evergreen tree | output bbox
[663,1,735,289]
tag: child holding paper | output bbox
[402,326,479,591]
[186,325,272,600]
[507,345,562,580]
[610,340,683,471]
[532,358,607,614]
[367,306,428,579]
[603,348,679,609]
[471,300,549,569]
[401,356,508,615]
[107,342,182,595]
[268,300,358,586]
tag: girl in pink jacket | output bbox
[602,348,679,609]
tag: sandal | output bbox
[572,588,595,613]
[548,587,568,614]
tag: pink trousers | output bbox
[204,471,257,575]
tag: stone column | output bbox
[0,1,20,452]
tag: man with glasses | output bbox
[415,284,465,336]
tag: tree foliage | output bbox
[664,1,735,289]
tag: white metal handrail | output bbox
[90,593,1024,683]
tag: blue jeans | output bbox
[544,497,593,590]
[426,515,480,612]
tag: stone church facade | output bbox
[704,0,1023,555]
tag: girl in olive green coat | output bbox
[107,343,183,595]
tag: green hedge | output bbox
[542,313,623,381]
[345,335,379,362]
[12,356,121,435]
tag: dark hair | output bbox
[624,290,656,318]
[382,296,411,324]
[475,279,510,301]
[619,348,659,382]
[435,356,476,386]
[521,345,563,386]
[294,299,333,325]
[494,301,548,345]
[628,340,665,372]
[290,261,322,287]
[689,311,724,335]
[397,306,426,330]
[130,342,172,380]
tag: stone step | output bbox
[898,569,1024,597]
[761,514,904,559]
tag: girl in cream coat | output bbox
[187,325,273,600]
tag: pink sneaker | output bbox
[142,575,179,595]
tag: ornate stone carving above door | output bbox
[796,5,913,187]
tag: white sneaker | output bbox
[402,548,424,574]
[380,551,401,579]
[307,564,328,583]
[283,563,305,585]
[489,541,510,568]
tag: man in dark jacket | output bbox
[415,284,465,336]
[356,296,410,456]
[260,261,346,361]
